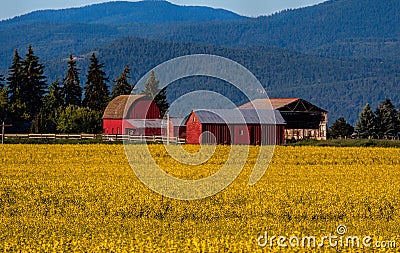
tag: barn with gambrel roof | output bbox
[102,95,161,135]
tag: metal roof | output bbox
[171,118,186,127]
[239,98,327,113]
[192,109,285,125]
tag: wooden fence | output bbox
[102,134,186,144]
[4,133,186,144]
[5,133,98,140]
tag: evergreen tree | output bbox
[0,74,4,89]
[355,103,377,139]
[33,80,64,133]
[375,99,397,138]
[21,45,47,121]
[83,53,110,112]
[7,49,27,122]
[397,108,400,137]
[63,53,82,107]
[141,70,169,116]
[328,117,354,139]
[0,74,7,122]
[44,79,64,112]
[111,65,134,100]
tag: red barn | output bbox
[103,95,161,135]
[185,109,286,145]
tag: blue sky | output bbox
[0,0,327,20]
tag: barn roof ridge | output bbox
[102,94,153,119]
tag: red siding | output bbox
[174,126,186,139]
[103,98,161,134]
[103,119,123,134]
[185,113,286,146]
[127,100,161,119]
[202,124,231,144]
[186,113,202,144]
[233,125,250,145]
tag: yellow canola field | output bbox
[0,144,399,252]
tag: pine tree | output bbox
[0,74,4,89]
[83,53,110,112]
[44,79,64,112]
[111,65,134,100]
[397,108,400,137]
[141,70,169,116]
[34,79,64,133]
[63,53,82,107]
[375,99,397,138]
[7,49,27,121]
[355,103,377,139]
[21,45,47,121]
[328,117,354,139]
[0,74,7,122]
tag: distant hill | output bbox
[146,0,400,58]
[44,37,400,125]
[2,1,245,25]
[1,0,399,65]
[0,0,399,125]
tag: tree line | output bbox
[329,99,400,140]
[0,46,135,134]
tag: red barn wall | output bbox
[186,113,202,144]
[128,100,161,119]
[103,119,123,134]
[202,124,231,144]
[232,125,250,145]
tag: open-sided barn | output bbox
[239,98,328,140]
[185,109,286,145]
[102,95,161,135]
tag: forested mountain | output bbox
[1,0,399,64]
[0,0,399,126]
[151,0,400,58]
[2,1,245,26]
[44,37,400,125]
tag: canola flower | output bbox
[0,144,399,252]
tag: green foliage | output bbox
[397,110,400,136]
[34,80,65,133]
[375,99,398,138]
[355,103,377,139]
[141,71,169,117]
[83,53,110,112]
[44,80,63,112]
[328,117,354,139]
[62,53,82,107]
[111,65,133,100]
[0,82,7,122]
[20,45,47,121]
[6,49,25,122]
[56,105,102,134]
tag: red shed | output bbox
[103,95,161,135]
[185,109,286,145]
